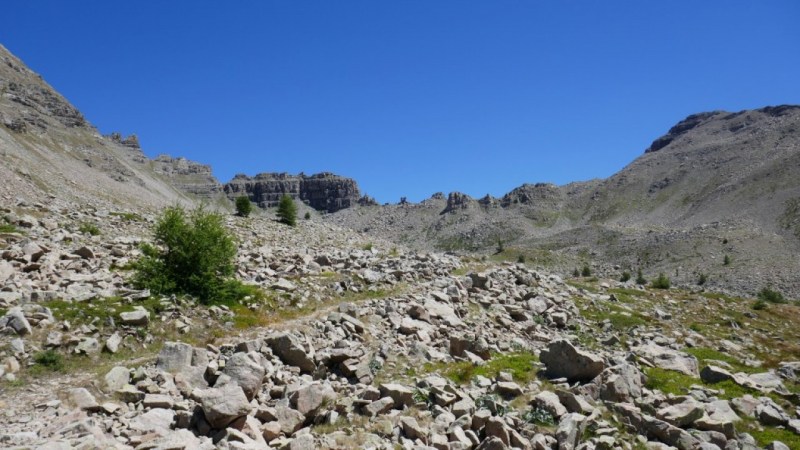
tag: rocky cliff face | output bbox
[151,154,223,199]
[224,172,361,213]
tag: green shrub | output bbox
[496,240,505,254]
[235,196,253,217]
[752,299,768,310]
[277,195,297,226]
[363,242,374,251]
[723,255,731,265]
[619,271,631,282]
[697,273,707,285]
[636,268,646,285]
[517,254,526,264]
[757,287,786,304]
[572,268,580,277]
[581,264,592,277]
[651,273,671,289]
[78,222,100,236]
[523,407,555,426]
[132,206,237,303]
[304,211,311,220]
[33,350,64,372]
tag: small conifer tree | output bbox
[636,268,646,285]
[235,196,253,217]
[277,195,297,226]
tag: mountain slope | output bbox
[327,106,800,297]
[0,44,220,210]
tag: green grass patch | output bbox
[0,223,19,233]
[47,296,170,327]
[700,292,741,303]
[608,288,648,298]
[78,222,101,236]
[684,347,758,374]
[582,302,650,330]
[425,352,539,385]
[738,416,800,448]
[644,368,782,403]
[110,211,144,222]
[644,367,703,396]
[566,281,600,293]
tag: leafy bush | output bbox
[304,211,311,220]
[522,406,555,426]
[697,273,707,285]
[572,268,580,277]
[636,268,646,285]
[496,240,505,254]
[619,271,631,282]
[235,196,253,217]
[78,222,100,236]
[723,255,731,265]
[33,350,64,372]
[132,206,237,303]
[277,195,297,226]
[757,287,786,304]
[581,264,592,277]
[651,273,671,289]
[517,254,526,264]
[752,299,768,310]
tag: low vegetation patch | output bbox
[424,352,539,385]
[650,273,671,289]
[0,222,19,233]
[31,350,65,373]
[757,287,786,304]
[110,211,143,222]
[78,222,100,236]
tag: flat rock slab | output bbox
[632,342,699,377]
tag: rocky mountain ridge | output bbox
[224,172,371,213]
[327,105,800,298]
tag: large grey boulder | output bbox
[290,382,336,417]
[103,366,130,393]
[199,383,252,429]
[1,308,32,336]
[656,397,705,428]
[696,400,740,438]
[379,383,415,408]
[67,388,100,412]
[217,352,265,401]
[540,339,605,382]
[600,363,643,403]
[264,332,315,373]
[556,413,586,450]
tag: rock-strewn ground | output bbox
[2,200,799,450]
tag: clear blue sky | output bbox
[3,2,798,203]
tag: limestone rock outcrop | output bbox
[224,172,361,213]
